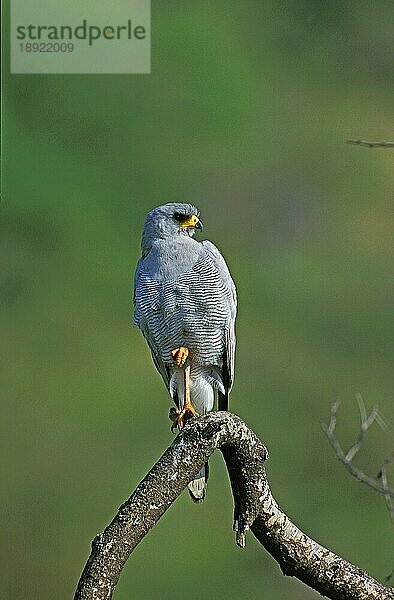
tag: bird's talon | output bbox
[170,404,199,431]
[171,347,189,367]
[169,407,178,421]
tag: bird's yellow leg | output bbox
[171,365,199,432]
[171,347,189,367]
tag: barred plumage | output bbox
[135,251,233,365]
[133,203,237,501]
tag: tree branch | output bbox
[322,396,394,502]
[74,412,393,600]
[346,140,394,148]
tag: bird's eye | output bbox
[173,212,187,222]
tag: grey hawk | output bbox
[133,203,237,502]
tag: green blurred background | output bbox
[3,2,394,598]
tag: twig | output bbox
[381,466,394,524]
[346,140,394,148]
[74,412,392,600]
[385,569,394,584]
[345,393,386,462]
[322,396,394,500]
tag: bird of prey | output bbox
[133,203,237,502]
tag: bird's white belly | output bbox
[172,366,216,414]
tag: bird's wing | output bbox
[201,240,237,409]
[133,258,171,388]
[133,258,143,326]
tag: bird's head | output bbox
[141,203,203,253]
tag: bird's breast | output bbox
[144,238,201,282]
[136,243,231,365]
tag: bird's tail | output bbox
[188,461,209,503]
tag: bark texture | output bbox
[74,412,393,600]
